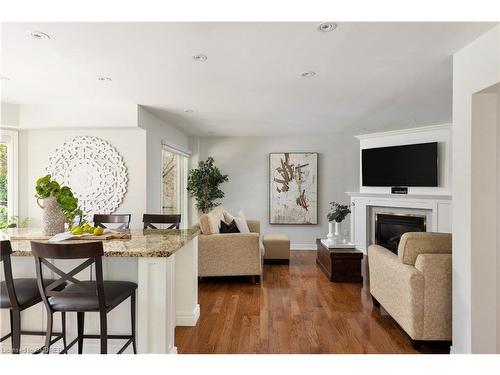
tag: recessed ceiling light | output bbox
[317,22,338,33]
[300,71,316,78]
[27,30,51,40]
[184,109,194,113]
[192,54,207,62]
[97,76,112,82]
[0,76,10,81]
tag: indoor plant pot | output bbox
[37,195,65,235]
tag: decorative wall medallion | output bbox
[46,136,128,219]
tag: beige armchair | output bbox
[368,232,452,347]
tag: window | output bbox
[0,129,18,226]
[161,145,189,229]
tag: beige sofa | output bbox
[368,232,452,347]
[194,206,264,283]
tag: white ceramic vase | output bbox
[37,195,65,235]
[327,221,341,242]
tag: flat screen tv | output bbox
[362,142,438,187]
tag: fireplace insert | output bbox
[375,213,426,254]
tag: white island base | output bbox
[0,237,199,354]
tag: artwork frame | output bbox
[269,152,318,225]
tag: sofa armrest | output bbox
[247,220,260,234]
[414,253,452,340]
[198,233,261,277]
[398,232,452,265]
[368,244,425,339]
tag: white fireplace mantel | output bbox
[346,192,452,253]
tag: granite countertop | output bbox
[1,228,199,258]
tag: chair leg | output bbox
[44,312,53,354]
[131,292,137,354]
[77,312,85,354]
[10,309,21,354]
[61,312,67,352]
[99,312,107,354]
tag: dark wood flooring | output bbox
[175,251,450,354]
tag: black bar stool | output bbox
[142,214,181,229]
[30,241,138,354]
[0,240,66,354]
[93,214,131,229]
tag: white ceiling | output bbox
[1,22,496,136]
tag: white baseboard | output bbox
[290,243,317,250]
[176,303,200,326]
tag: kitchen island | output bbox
[0,228,199,354]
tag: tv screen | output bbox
[362,142,438,187]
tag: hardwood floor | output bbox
[175,251,450,354]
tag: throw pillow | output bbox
[223,210,235,223]
[234,209,250,233]
[220,220,240,234]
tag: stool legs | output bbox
[43,311,53,354]
[61,312,67,351]
[99,312,107,354]
[77,312,84,354]
[10,309,21,354]
[131,291,137,354]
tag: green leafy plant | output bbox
[35,175,83,228]
[327,201,351,223]
[0,214,30,229]
[187,157,229,213]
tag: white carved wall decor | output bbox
[46,136,128,219]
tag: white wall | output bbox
[453,25,500,354]
[17,103,138,129]
[1,102,19,127]
[18,128,147,229]
[137,106,191,214]
[357,124,452,196]
[198,134,359,248]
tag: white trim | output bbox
[355,123,451,140]
[0,129,18,219]
[176,304,200,326]
[161,141,192,157]
[290,243,317,250]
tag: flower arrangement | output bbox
[326,201,351,223]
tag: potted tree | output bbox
[326,201,351,243]
[187,157,229,214]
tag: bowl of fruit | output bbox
[71,223,104,236]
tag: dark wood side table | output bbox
[316,238,363,282]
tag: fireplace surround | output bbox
[375,213,426,254]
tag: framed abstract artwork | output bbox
[269,152,318,225]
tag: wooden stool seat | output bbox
[48,280,137,312]
[1,278,64,308]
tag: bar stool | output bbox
[93,214,131,229]
[30,241,138,354]
[0,240,66,354]
[142,214,181,229]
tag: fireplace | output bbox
[375,213,426,254]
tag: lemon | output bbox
[71,227,83,235]
[93,227,104,236]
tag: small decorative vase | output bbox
[37,196,65,235]
[327,221,335,242]
[327,221,341,244]
[334,221,341,238]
